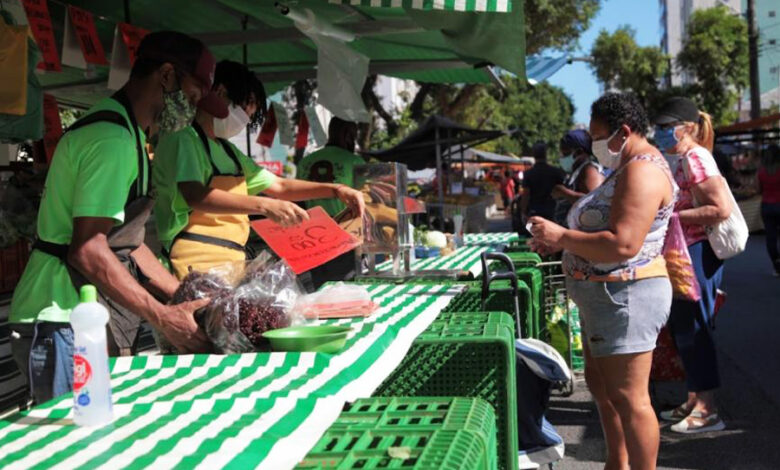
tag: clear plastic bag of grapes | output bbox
[170,252,305,354]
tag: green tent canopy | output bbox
[37,0,525,108]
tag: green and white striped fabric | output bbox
[463,232,520,246]
[328,0,512,13]
[376,245,494,277]
[0,283,462,470]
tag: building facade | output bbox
[755,0,780,110]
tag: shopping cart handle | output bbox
[481,252,523,338]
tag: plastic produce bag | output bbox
[663,214,701,302]
[295,282,378,319]
[171,252,305,354]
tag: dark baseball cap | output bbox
[653,97,699,125]
[560,129,592,155]
[136,31,228,118]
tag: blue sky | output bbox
[546,0,663,125]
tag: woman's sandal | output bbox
[670,410,726,434]
[659,403,692,422]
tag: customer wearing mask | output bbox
[153,60,364,279]
[553,129,604,225]
[9,32,221,403]
[653,97,732,433]
[530,93,677,470]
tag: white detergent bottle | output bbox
[70,285,114,426]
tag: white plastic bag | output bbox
[295,282,378,319]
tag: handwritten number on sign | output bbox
[288,225,337,251]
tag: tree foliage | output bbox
[589,26,669,112]
[676,6,748,126]
[524,0,601,54]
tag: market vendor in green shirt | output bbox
[9,32,221,404]
[298,117,366,217]
[153,60,364,280]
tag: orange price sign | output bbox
[251,206,361,275]
[118,23,149,64]
[22,0,61,71]
[67,5,108,65]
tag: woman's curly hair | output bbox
[590,92,649,136]
[213,60,267,131]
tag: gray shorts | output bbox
[566,277,672,358]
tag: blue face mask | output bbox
[654,125,681,151]
[559,154,575,173]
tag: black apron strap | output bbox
[32,239,69,260]
[174,232,246,253]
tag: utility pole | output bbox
[747,0,761,119]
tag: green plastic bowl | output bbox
[262,325,352,354]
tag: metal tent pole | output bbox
[242,15,251,157]
[435,126,444,226]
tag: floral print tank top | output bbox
[563,153,678,281]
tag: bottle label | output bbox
[73,354,92,393]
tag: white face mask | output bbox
[559,154,575,173]
[213,103,250,139]
[592,128,627,170]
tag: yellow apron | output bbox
[169,123,251,279]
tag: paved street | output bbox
[550,235,780,470]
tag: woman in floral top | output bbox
[653,97,732,434]
[530,93,676,470]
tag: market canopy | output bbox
[364,115,516,170]
[448,146,520,164]
[29,0,526,111]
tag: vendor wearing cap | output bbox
[153,60,364,279]
[9,32,218,403]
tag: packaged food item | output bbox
[295,282,378,319]
[663,214,701,302]
[171,252,305,354]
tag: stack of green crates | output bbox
[374,311,518,470]
[297,397,497,469]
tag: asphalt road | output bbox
[549,235,780,470]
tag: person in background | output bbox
[154,61,364,280]
[9,32,219,403]
[530,92,676,470]
[553,129,604,225]
[520,142,566,223]
[653,96,732,433]
[298,117,365,218]
[297,117,366,289]
[758,144,780,276]
[500,170,516,213]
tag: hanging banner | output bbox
[108,23,149,90]
[257,106,277,147]
[295,111,309,150]
[22,0,61,71]
[257,161,284,176]
[62,5,108,68]
[273,102,294,147]
[251,206,361,275]
[42,94,63,164]
[304,106,327,147]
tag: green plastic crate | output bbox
[330,397,498,470]
[431,311,515,335]
[442,281,533,339]
[296,429,491,470]
[374,313,518,470]
[503,251,542,267]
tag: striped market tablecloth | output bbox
[463,232,520,246]
[0,283,462,470]
[376,245,495,278]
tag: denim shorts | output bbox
[566,276,672,358]
[10,322,74,404]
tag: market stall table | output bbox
[375,245,496,278]
[0,283,462,470]
[463,232,520,247]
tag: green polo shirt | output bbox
[298,146,364,217]
[10,98,146,324]
[152,126,276,251]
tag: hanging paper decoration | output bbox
[273,102,294,147]
[22,0,61,71]
[295,111,309,150]
[108,23,149,90]
[62,5,107,68]
[42,94,62,164]
[257,106,277,147]
[304,106,327,147]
